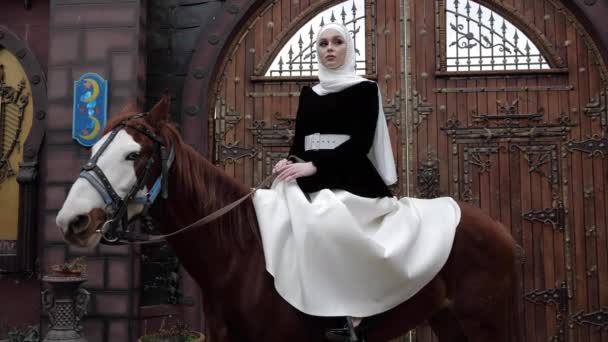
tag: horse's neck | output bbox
[153,147,265,294]
[151,146,322,341]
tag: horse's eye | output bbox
[126,152,140,161]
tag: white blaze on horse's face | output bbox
[56,129,146,247]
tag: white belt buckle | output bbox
[311,132,320,150]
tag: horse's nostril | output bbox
[69,215,91,234]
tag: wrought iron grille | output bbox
[445,0,550,71]
[265,0,366,77]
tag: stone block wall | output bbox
[142,0,223,334]
[146,0,220,121]
[44,0,147,341]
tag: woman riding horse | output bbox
[55,24,518,342]
[259,23,459,341]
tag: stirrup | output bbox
[325,317,364,342]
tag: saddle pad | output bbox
[252,180,461,317]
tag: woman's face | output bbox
[317,29,347,69]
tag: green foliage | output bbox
[2,325,39,342]
[140,321,201,342]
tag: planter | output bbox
[138,331,205,342]
[41,275,90,342]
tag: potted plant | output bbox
[49,256,86,277]
[139,321,204,342]
[41,257,90,342]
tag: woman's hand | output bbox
[276,162,317,182]
[272,158,292,174]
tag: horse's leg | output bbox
[428,307,468,342]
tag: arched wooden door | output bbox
[202,0,608,341]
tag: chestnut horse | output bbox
[56,96,517,342]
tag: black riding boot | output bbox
[325,317,366,342]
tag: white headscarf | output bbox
[312,23,397,185]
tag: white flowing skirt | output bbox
[252,180,461,317]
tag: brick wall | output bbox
[0,1,49,72]
[44,1,147,341]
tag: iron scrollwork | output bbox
[412,92,433,129]
[583,88,607,128]
[442,114,573,144]
[566,135,608,158]
[265,152,289,177]
[472,99,544,127]
[570,308,608,330]
[468,151,493,173]
[417,155,440,199]
[247,113,295,148]
[383,94,402,126]
[524,281,568,312]
[472,112,543,127]
[510,144,560,199]
[524,282,568,341]
[522,204,566,232]
[433,85,575,93]
[214,97,242,139]
[213,97,258,164]
[462,146,503,202]
[246,112,297,175]
[217,142,258,164]
[445,0,551,71]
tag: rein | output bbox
[138,156,307,245]
[121,173,276,245]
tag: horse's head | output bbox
[56,96,174,247]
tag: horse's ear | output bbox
[119,100,138,115]
[147,93,171,126]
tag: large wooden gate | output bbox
[409,0,608,340]
[203,0,608,340]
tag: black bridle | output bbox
[79,113,175,244]
[77,113,280,246]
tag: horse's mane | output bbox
[104,109,261,250]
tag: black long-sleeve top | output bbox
[289,81,392,198]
